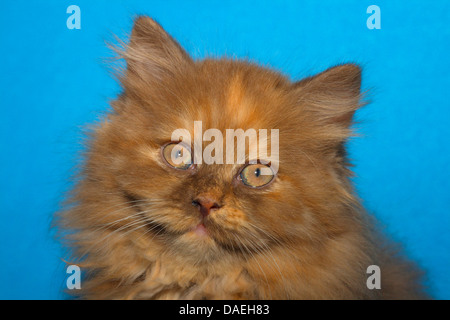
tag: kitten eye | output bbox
[239,164,274,188]
[161,143,192,170]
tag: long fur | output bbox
[55,16,426,299]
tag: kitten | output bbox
[56,16,426,299]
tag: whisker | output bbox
[244,230,290,299]
[80,208,163,256]
[234,233,273,300]
[87,198,166,233]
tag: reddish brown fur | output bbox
[56,17,426,299]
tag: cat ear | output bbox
[293,64,363,128]
[124,16,193,82]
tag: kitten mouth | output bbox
[120,189,259,255]
[187,223,250,255]
[192,222,262,255]
[191,223,209,237]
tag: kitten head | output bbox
[70,16,363,265]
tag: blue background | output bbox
[0,0,449,299]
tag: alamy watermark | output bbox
[66,5,381,31]
[169,121,279,174]
[367,5,381,30]
[66,264,381,290]
[66,5,81,30]
[66,265,81,290]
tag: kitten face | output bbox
[100,64,300,261]
[83,17,362,265]
[58,17,428,300]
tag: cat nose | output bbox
[191,194,222,217]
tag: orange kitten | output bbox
[56,16,426,299]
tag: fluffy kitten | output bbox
[56,16,426,299]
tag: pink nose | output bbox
[192,194,221,217]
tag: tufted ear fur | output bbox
[293,64,363,128]
[123,16,193,83]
